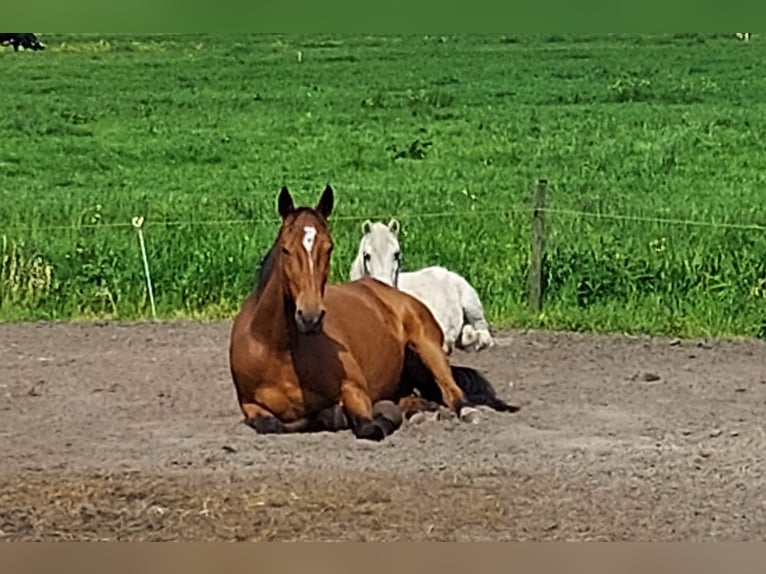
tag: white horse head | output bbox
[349,219,402,286]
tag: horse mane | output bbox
[252,207,329,297]
[253,241,278,297]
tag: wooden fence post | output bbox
[528,179,547,314]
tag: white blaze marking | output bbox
[302,226,317,272]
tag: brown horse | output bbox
[229,185,518,441]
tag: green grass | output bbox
[1,33,765,338]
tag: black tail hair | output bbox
[402,349,519,413]
[450,366,520,412]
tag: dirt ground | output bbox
[1,320,765,541]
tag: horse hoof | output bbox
[372,400,403,430]
[246,416,285,434]
[407,411,439,425]
[355,421,386,441]
[459,407,481,424]
[316,405,349,430]
[408,412,427,425]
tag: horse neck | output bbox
[249,265,297,349]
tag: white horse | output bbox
[349,219,495,354]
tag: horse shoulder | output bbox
[229,333,302,414]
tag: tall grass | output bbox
[1,33,765,337]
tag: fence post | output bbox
[132,216,157,320]
[528,179,547,315]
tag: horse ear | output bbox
[388,218,400,235]
[316,184,334,219]
[361,220,372,234]
[278,186,294,219]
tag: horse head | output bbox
[275,185,334,334]
[355,218,402,287]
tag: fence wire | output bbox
[4,205,765,233]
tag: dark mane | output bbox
[253,241,278,297]
[252,207,328,297]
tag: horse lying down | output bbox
[350,219,495,354]
[229,185,518,441]
[0,33,45,51]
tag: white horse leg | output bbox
[428,309,457,355]
[459,323,479,349]
[472,326,495,351]
[454,274,494,351]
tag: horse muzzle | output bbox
[295,308,326,335]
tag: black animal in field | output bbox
[0,33,45,51]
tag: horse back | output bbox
[326,278,445,347]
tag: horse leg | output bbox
[457,278,494,351]
[397,395,440,418]
[459,324,479,350]
[242,401,353,434]
[311,404,349,431]
[408,338,471,418]
[340,381,401,441]
[460,323,493,352]
[397,395,442,425]
[316,401,401,434]
[241,402,290,434]
[372,400,403,432]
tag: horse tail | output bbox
[450,366,520,412]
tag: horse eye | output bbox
[363,253,371,261]
[281,246,290,255]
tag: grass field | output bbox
[1,33,765,338]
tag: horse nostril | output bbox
[296,309,304,317]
